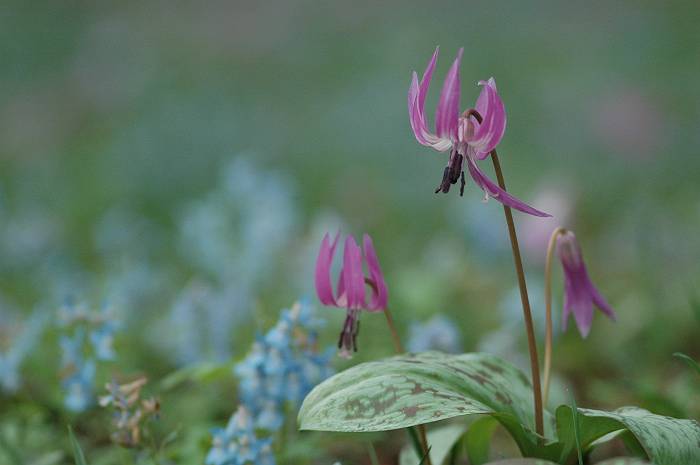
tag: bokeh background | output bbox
[1,1,699,464]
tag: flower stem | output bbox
[383,306,405,353]
[543,226,566,407]
[490,150,544,438]
[382,306,431,465]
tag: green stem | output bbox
[543,226,567,407]
[490,151,544,438]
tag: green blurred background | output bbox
[1,1,699,464]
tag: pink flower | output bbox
[314,232,388,357]
[557,231,616,337]
[408,47,549,217]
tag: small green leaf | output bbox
[67,426,88,465]
[399,423,469,465]
[367,442,380,465]
[160,361,234,390]
[299,351,555,457]
[673,352,700,377]
[570,394,583,465]
[465,416,499,465]
[556,406,700,465]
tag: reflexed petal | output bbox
[435,48,463,140]
[590,277,617,320]
[465,156,551,217]
[314,232,339,306]
[362,234,388,311]
[408,48,453,152]
[469,78,506,158]
[419,47,439,110]
[342,235,366,309]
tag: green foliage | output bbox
[399,423,469,465]
[482,460,558,465]
[68,426,88,465]
[465,416,500,465]
[300,351,700,465]
[298,351,554,455]
[555,406,700,465]
[673,352,700,377]
[594,459,652,465]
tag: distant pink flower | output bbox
[408,46,549,217]
[315,232,388,357]
[557,231,616,337]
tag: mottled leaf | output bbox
[399,422,469,465]
[556,406,700,465]
[298,352,556,457]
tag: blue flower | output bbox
[407,315,463,353]
[58,300,119,412]
[205,406,275,465]
[234,301,333,431]
[63,359,96,412]
[0,309,47,392]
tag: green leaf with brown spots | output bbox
[298,352,556,457]
[555,406,700,465]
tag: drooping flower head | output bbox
[556,231,616,337]
[315,233,388,357]
[408,46,549,217]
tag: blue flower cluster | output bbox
[206,406,275,465]
[58,301,119,412]
[235,301,334,431]
[0,309,47,392]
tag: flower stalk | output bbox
[490,150,545,438]
[543,227,567,407]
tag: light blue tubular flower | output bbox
[407,315,463,353]
[234,301,333,432]
[0,309,48,392]
[63,359,96,412]
[58,300,119,412]
[90,307,119,361]
[206,406,275,465]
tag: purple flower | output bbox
[557,231,616,337]
[315,233,387,357]
[408,47,549,217]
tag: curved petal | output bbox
[469,78,506,158]
[362,234,388,311]
[465,156,551,217]
[589,277,617,321]
[435,48,463,141]
[408,48,453,152]
[315,232,339,306]
[342,235,366,310]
